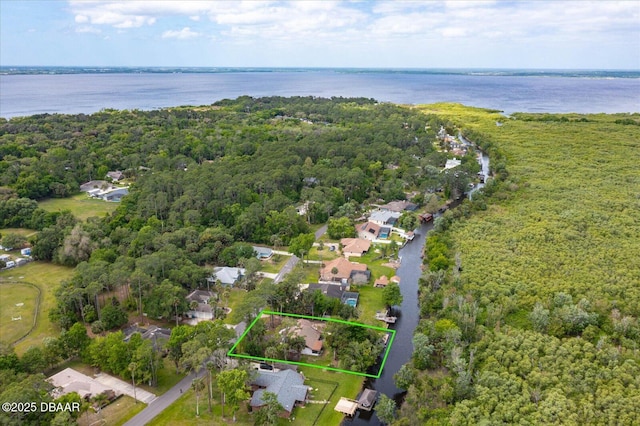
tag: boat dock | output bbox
[375,310,397,323]
[357,389,378,411]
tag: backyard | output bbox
[39,193,119,221]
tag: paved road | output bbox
[314,224,328,240]
[123,370,197,426]
[274,255,299,283]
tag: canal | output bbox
[346,219,433,425]
[345,134,488,425]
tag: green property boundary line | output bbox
[227,310,396,378]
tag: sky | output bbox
[1,0,639,69]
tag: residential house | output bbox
[185,290,215,320]
[250,369,309,417]
[443,158,462,171]
[87,186,129,202]
[304,283,349,299]
[106,170,124,181]
[253,246,273,260]
[357,222,391,241]
[368,210,401,227]
[208,267,246,286]
[123,324,171,351]
[293,319,324,356]
[379,200,417,212]
[48,368,118,401]
[319,257,369,283]
[79,180,109,192]
[340,238,371,258]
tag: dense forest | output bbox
[1,99,638,425]
[0,97,474,335]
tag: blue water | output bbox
[1,68,639,118]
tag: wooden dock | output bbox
[375,311,397,323]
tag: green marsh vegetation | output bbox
[401,104,640,425]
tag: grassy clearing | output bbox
[307,246,340,262]
[0,261,74,354]
[355,285,388,327]
[149,378,253,426]
[78,395,146,426]
[0,227,38,238]
[39,193,118,221]
[224,288,248,325]
[289,377,338,425]
[298,366,364,426]
[349,250,395,281]
[258,254,289,274]
[0,282,39,344]
[139,357,185,396]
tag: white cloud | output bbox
[76,26,102,34]
[162,27,200,39]
[64,1,639,47]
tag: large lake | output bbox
[1,69,639,118]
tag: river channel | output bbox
[345,137,488,425]
[345,220,434,426]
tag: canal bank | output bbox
[346,219,434,425]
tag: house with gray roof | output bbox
[369,210,401,226]
[250,369,308,417]
[208,267,246,286]
[252,246,273,260]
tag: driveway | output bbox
[94,372,157,404]
[274,255,299,283]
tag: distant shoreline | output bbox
[1,66,639,79]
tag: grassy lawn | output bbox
[0,282,39,344]
[78,395,146,426]
[349,249,396,282]
[258,254,289,274]
[297,366,364,426]
[356,285,388,327]
[149,378,253,426]
[225,288,248,324]
[301,264,321,284]
[39,193,118,221]
[307,246,340,262]
[289,377,338,425]
[0,261,74,354]
[0,227,38,238]
[139,357,185,396]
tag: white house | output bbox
[88,186,129,202]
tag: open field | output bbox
[258,254,289,274]
[0,282,39,344]
[0,227,38,238]
[39,193,118,221]
[0,261,74,354]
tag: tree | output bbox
[530,302,550,333]
[100,303,128,330]
[327,217,356,239]
[412,333,435,370]
[56,224,95,266]
[217,368,250,422]
[254,391,283,426]
[1,232,27,250]
[288,232,315,258]
[394,363,416,390]
[382,282,403,312]
[376,393,397,425]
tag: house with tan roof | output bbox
[320,257,369,283]
[358,222,391,241]
[293,319,324,355]
[340,238,371,257]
